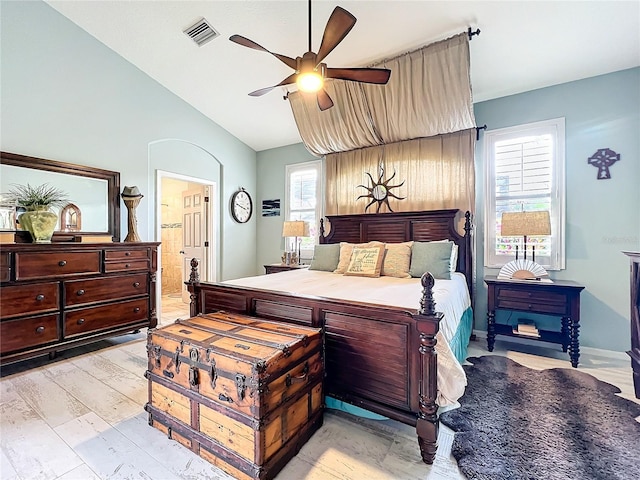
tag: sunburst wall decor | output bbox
[357,164,406,213]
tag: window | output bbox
[484,118,565,270]
[285,160,323,260]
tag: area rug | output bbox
[440,356,640,480]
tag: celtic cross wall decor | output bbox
[588,148,620,180]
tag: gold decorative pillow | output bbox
[381,241,414,278]
[343,245,385,278]
[334,241,384,274]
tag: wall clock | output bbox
[231,188,253,223]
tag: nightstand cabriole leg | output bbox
[487,310,496,352]
[570,317,580,368]
[561,316,570,352]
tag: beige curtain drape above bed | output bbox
[325,129,476,217]
[289,33,475,156]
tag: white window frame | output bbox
[285,160,323,261]
[484,118,566,270]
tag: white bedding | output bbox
[224,269,469,405]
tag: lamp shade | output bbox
[282,220,307,237]
[501,211,551,236]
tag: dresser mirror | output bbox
[0,151,120,241]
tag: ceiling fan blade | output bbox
[317,88,334,111]
[229,34,297,70]
[326,67,391,84]
[315,7,356,66]
[248,73,298,97]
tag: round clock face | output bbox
[231,189,252,223]
[372,184,388,201]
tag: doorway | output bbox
[157,171,216,325]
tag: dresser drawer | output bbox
[0,282,59,319]
[64,273,149,306]
[104,249,149,260]
[1,314,59,354]
[0,252,10,283]
[64,298,149,337]
[104,259,149,273]
[15,251,101,280]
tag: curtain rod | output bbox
[476,125,487,141]
[370,26,481,67]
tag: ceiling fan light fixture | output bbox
[297,71,323,93]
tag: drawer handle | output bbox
[125,252,131,256]
[133,282,140,288]
[58,260,67,267]
[125,264,131,268]
[77,289,85,296]
[35,326,45,334]
[77,318,85,325]
[133,307,140,313]
[35,294,45,301]
[528,293,532,297]
[528,304,533,310]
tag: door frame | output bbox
[155,170,217,319]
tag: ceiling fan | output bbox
[229,0,391,111]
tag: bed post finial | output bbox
[319,218,325,241]
[187,258,200,318]
[419,272,436,315]
[189,258,200,284]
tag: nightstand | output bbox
[264,263,309,274]
[484,276,585,367]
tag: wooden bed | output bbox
[186,209,473,464]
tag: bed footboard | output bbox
[186,259,442,464]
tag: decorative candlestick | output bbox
[121,186,143,242]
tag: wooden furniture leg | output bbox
[561,316,570,352]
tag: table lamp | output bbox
[282,220,308,265]
[499,211,550,279]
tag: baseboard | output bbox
[471,329,630,361]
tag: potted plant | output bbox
[3,183,69,243]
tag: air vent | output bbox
[183,18,219,47]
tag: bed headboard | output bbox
[319,209,473,296]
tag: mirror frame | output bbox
[1,151,121,242]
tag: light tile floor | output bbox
[1,302,637,480]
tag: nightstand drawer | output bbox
[496,286,568,305]
[496,298,568,315]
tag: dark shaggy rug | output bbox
[440,356,640,480]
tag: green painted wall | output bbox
[255,143,318,273]
[474,67,640,352]
[1,0,257,281]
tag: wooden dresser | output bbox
[0,242,159,365]
[623,251,640,398]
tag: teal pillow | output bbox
[309,244,341,272]
[409,241,453,279]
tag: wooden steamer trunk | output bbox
[145,312,324,480]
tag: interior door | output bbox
[181,185,207,303]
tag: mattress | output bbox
[224,269,469,405]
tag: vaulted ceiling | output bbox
[46,1,640,152]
